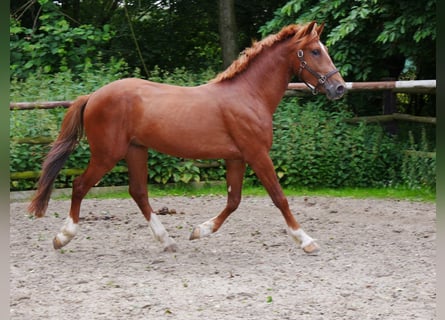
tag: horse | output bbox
[28,21,346,254]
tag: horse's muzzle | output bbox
[325,82,346,100]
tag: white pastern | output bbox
[196,218,216,239]
[288,227,316,249]
[54,217,78,248]
[149,213,177,250]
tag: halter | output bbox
[297,49,339,95]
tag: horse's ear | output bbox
[316,22,325,36]
[305,21,317,36]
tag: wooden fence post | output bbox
[381,77,398,135]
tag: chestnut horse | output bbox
[28,22,345,254]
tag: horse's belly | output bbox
[135,128,242,160]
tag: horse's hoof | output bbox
[189,227,200,240]
[302,242,320,255]
[163,243,178,253]
[53,237,64,250]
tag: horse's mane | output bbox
[211,22,319,83]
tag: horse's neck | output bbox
[236,42,294,114]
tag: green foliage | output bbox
[11,0,289,74]
[10,58,137,102]
[269,99,401,188]
[400,129,436,191]
[260,0,436,81]
[147,151,201,185]
[147,66,216,86]
[107,1,222,73]
[10,0,115,79]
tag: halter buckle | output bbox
[318,75,327,84]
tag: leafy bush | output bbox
[10,0,115,80]
[400,129,436,191]
[10,58,136,102]
[269,99,401,188]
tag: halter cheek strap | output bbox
[297,50,339,95]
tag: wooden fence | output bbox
[10,80,436,110]
[10,80,436,181]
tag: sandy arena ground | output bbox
[10,195,436,319]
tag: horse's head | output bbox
[293,22,346,100]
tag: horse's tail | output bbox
[28,95,90,217]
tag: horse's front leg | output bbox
[190,159,246,240]
[248,152,319,254]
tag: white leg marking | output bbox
[190,217,216,240]
[54,217,78,248]
[149,213,177,251]
[199,219,216,238]
[288,227,316,249]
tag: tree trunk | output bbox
[218,0,238,68]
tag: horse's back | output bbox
[82,78,241,159]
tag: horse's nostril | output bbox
[336,85,345,95]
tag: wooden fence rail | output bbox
[287,79,436,95]
[10,80,436,110]
[346,113,436,125]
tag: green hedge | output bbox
[270,101,399,188]
[10,68,435,192]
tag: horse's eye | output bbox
[311,49,320,56]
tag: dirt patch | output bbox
[10,195,435,319]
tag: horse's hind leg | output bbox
[125,145,177,252]
[53,157,118,249]
[190,159,246,240]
